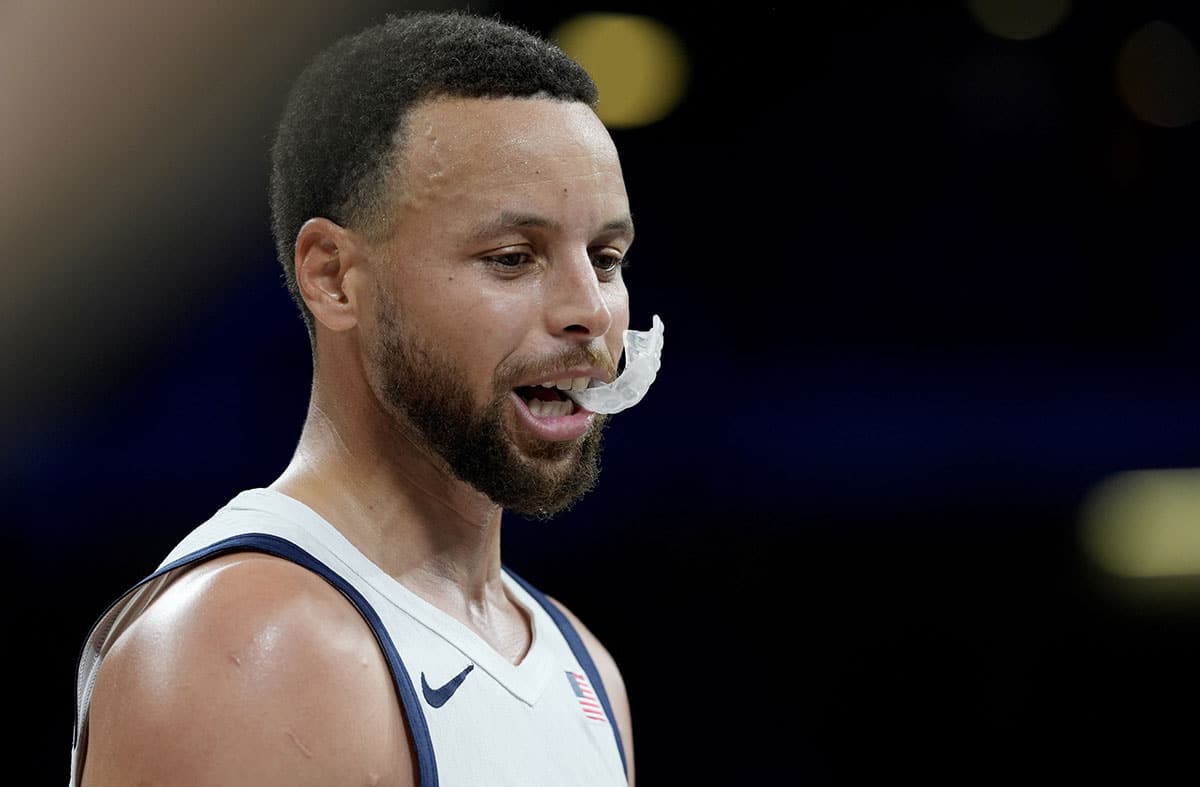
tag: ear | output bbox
[294,217,361,333]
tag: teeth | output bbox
[527,398,573,418]
[536,376,593,391]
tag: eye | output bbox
[483,252,533,270]
[591,251,627,276]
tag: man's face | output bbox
[363,97,633,517]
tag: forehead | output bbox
[394,96,628,209]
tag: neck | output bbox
[270,373,507,603]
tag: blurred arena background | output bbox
[7,0,1200,783]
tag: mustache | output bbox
[496,343,618,392]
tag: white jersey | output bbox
[70,488,629,786]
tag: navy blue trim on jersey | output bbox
[99,534,440,787]
[503,566,629,779]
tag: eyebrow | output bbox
[470,211,635,243]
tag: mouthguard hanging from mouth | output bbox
[565,314,664,414]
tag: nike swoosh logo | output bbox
[421,664,475,708]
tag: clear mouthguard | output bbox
[566,314,664,414]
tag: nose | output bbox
[545,252,613,340]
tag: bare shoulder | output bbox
[546,595,636,786]
[82,552,414,787]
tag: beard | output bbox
[369,301,609,520]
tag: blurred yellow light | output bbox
[1117,20,1200,129]
[552,13,688,129]
[1080,468,1200,578]
[967,0,1071,41]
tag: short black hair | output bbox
[269,9,599,342]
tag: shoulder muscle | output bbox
[81,553,413,786]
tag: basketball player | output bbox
[69,10,651,785]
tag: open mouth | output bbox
[513,384,580,417]
[512,375,596,417]
[508,377,597,441]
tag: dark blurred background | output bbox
[8,0,1200,783]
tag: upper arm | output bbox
[547,595,635,787]
[81,553,414,787]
